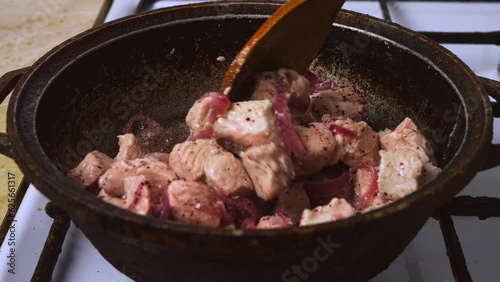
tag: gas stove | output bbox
[1,1,499,281]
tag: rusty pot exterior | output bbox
[3,2,494,282]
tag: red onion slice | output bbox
[241,218,256,230]
[129,181,151,215]
[352,166,378,211]
[213,187,258,227]
[123,114,165,139]
[85,179,100,195]
[152,188,170,220]
[189,92,231,140]
[273,92,309,164]
[303,171,354,204]
[304,70,318,93]
[216,201,235,225]
[329,124,358,138]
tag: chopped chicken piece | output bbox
[97,175,153,216]
[256,214,294,229]
[115,134,148,161]
[299,198,355,226]
[310,86,365,121]
[123,175,152,215]
[67,150,113,186]
[323,116,380,167]
[251,68,310,106]
[361,195,392,213]
[294,123,337,176]
[378,149,423,200]
[98,188,126,208]
[379,117,441,183]
[274,183,310,223]
[169,139,254,196]
[214,100,283,150]
[240,142,295,201]
[186,94,212,135]
[168,180,221,227]
[354,166,378,202]
[251,68,311,116]
[99,157,177,197]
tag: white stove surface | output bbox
[1,1,499,281]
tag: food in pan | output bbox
[67,68,441,229]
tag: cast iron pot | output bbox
[1,2,499,281]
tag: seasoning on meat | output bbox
[213,100,283,151]
[67,150,113,186]
[294,123,337,176]
[310,85,365,121]
[377,149,423,200]
[380,117,441,184]
[299,198,355,226]
[97,174,153,216]
[168,180,221,227]
[323,115,380,167]
[99,157,177,197]
[251,68,311,114]
[115,133,148,161]
[123,175,152,215]
[240,142,295,201]
[169,138,254,196]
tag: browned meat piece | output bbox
[294,123,337,176]
[323,116,380,167]
[67,150,113,186]
[299,198,355,226]
[274,183,310,223]
[169,139,254,196]
[310,86,365,121]
[240,142,295,201]
[186,94,212,135]
[214,100,283,151]
[378,149,423,201]
[115,133,148,161]
[251,68,311,117]
[168,180,221,227]
[99,157,177,197]
[380,117,441,183]
[256,214,294,229]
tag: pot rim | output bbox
[7,1,493,237]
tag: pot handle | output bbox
[478,76,500,170]
[0,67,30,158]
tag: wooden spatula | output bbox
[221,0,347,101]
